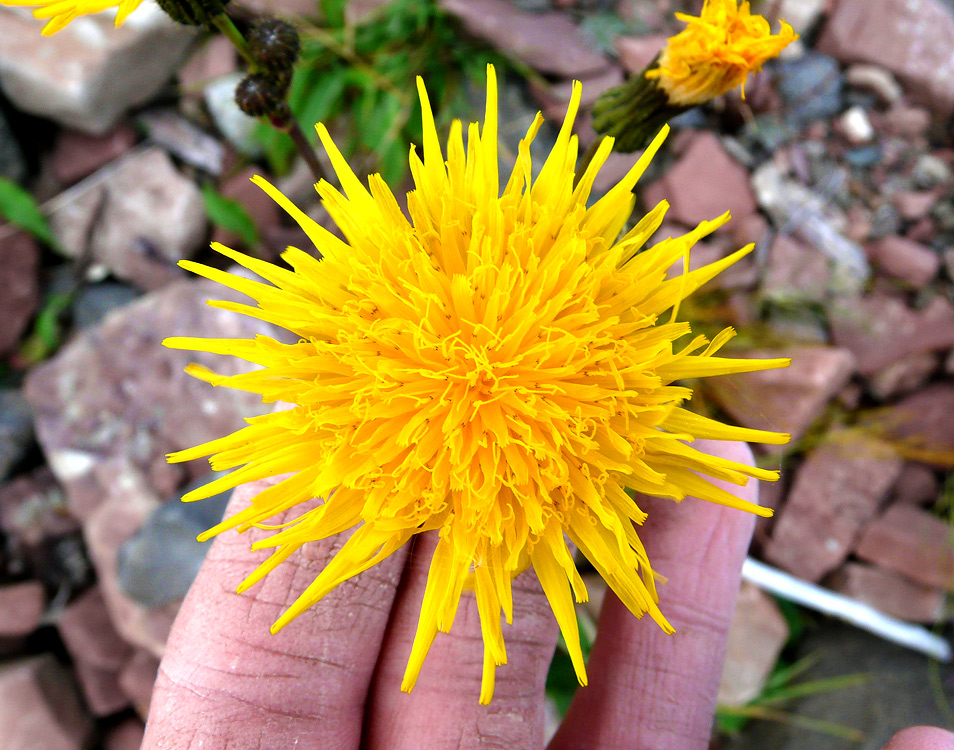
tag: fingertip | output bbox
[884,726,954,750]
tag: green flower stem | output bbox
[212,13,256,68]
[283,117,329,185]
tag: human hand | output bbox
[141,440,954,750]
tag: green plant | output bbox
[253,0,507,183]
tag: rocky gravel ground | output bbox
[0,0,953,747]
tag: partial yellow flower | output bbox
[0,0,143,34]
[646,0,798,106]
[165,64,789,704]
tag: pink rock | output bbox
[211,166,283,250]
[73,660,130,716]
[58,587,132,671]
[0,467,78,565]
[884,105,932,138]
[761,234,832,303]
[177,36,237,92]
[817,0,954,115]
[0,582,44,637]
[855,504,954,591]
[866,236,940,288]
[704,346,855,447]
[830,294,954,375]
[546,65,624,109]
[893,190,941,221]
[118,649,160,718]
[875,384,954,468]
[23,280,274,521]
[83,464,177,659]
[729,213,770,249]
[0,655,93,750]
[0,228,39,358]
[867,352,937,401]
[891,463,939,506]
[104,718,145,750]
[829,562,945,623]
[643,132,757,227]
[49,126,136,185]
[615,34,667,74]
[764,436,902,582]
[440,0,608,77]
[46,148,207,291]
[717,582,789,706]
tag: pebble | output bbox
[774,51,844,126]
[845,64,904,104]
[117,475,232,608]
[836,106,874,144]
[913,154,951,189]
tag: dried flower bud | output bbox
[248,18,301,74]
[155,0,230,26]
[235,74,284,118]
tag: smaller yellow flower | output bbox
[0,0,144,34]
[646,0,797,106]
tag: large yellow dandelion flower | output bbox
[0,0,143,34]
[647,0,798,106]
[165,65,789,704]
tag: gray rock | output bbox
[723,624,954,750]
[137,109,226,175]
[0,6,195,134]
[117,474,232,607]
[45,148,207,290]
[0,390,33,481]
[775,51,844,126]
[203,73,263,158]
[844,144,883,169]
[913,154,952,189]
[72,282,142,330]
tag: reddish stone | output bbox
[867,352,937,401]
[729,213,770,249]
[0,582,44,637]
[615,34,666,74]
[177,36,236,92]
[817,0,954,116]
[894,190,941,221]
[211,166,283,250]
[866,236,940,288]
[73,660,130,716]
[876,384,954,468]
[0,467,78,564]
[830,294,954,375]
[764,436,902,582]
[830,562,945,623]
[0,228,39,358]
[891,463,939,506]
[23,281,274,522]
[884,105,932,138]
[49,126,136,185]
[104,718,145,750]
[118,649,160,719]
[83,465,177,659]
[643,132,758,226]
[58,587,132,671]
[0,655,93,750]
[761,234,832,303]
[704,346,855,447]
[440,0,608,77]
[717,582,789,706]
[855,504,954,591]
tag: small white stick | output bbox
[741,557,952,663]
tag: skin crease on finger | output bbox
[141,475,412,750]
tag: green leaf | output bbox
[201,183,259,248]
[0,177,56,247]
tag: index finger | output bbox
[549,439,760,750]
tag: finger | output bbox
[362,531,561,750]
[549,439,759,750]
[142,477,409,750]
[883,727,954,750]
